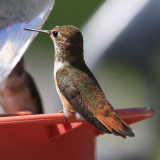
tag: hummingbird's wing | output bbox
[56,67,134,138]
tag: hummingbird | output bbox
[0,57,43,114]
[24,25,134,138]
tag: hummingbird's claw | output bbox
[59,110,68,121]
[59,109,63,113]
[63,113,68,121]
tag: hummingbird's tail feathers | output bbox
[96,111,135,138]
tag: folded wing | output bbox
[56,67,134,138]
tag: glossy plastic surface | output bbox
[0,0,55,84]
[0,107,153,160]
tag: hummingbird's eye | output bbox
[53,31,58,38]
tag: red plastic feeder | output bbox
[0,107,153,160]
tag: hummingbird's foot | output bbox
[63,113,68,121]
[59,110,68,121]
[59,109,63,113]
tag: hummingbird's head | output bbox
[49,25,84,63]
[24,25,84,63]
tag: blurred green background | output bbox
[8,0,159,159]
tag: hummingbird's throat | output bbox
[54,51,83,64]
[54,43,84,64]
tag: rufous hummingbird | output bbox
[0,57,43,114]
[24,25,134,138]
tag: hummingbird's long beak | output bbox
[24,28,49,34]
